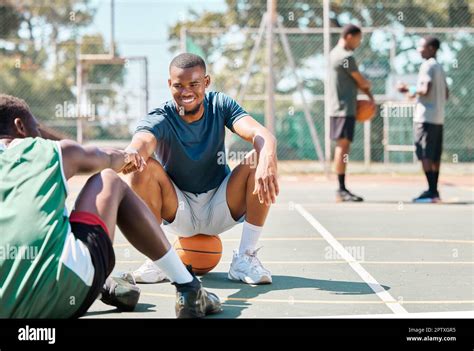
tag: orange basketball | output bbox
[173,234,222,275]
[356,100,376,122]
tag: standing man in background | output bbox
[328,24,374,202]
[398,36,448,202]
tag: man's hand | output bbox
[119,148,146,174]
[60,140,145,180]
[397,82,419,99]
[397,82,409,93]
[253,152,279,206]
[232,115,280,206]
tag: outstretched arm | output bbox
[59,139,145,180]
[121,132,158,174]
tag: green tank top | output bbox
[0,138,90,318]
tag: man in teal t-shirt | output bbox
[126,53,280,286]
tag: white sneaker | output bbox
[132,259,168,283]
[228,248,272,285]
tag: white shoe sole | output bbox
[132,272,167,284]
[413,198,436,203]
[228,270,272,285]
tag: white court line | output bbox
[294,204,409,315]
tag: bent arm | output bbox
[232,115,277,156]
[350,71,374,101]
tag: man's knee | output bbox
[337,138,351,149]
[128,166,149,190]
[243,151,258,181]
[100,169,126,190]
[128,160,161,189]
[127,158,171,197]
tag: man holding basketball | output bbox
[328,24,374,202]
[125,53,279,285]
[398,36,448,203]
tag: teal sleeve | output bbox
[220,93,248,131]
[134,109,166,140]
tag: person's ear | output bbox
[204,75,211,88]
[13,118,27,137]
[168,78,172,88]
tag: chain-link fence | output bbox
[180,1,473,164]
[1,0,473,164]
[0,0,147,143]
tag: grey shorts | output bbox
[414,122,443,162]
[163,172,245,237]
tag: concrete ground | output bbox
[65,172,473,319]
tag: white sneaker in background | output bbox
[132,259,168,283]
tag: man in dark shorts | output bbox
[0,94,221,318]
[328,24,374,202]
[398,37,448,203]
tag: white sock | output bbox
[153,248,193,284]
[239,221,263,255]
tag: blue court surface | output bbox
[66,173,473,319]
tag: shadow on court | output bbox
[84,303,157,317]
[202,272,390,318]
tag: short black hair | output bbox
[341,24,362,38]
[0,94,32,135]
[169,53,206,73]
[424,36,441,51]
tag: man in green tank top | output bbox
[0,94,222,318]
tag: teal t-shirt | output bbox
[135,91,248,194]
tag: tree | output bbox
[0,0,126,139]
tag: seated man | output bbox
[126,53,279,285]
[0,94,221,318]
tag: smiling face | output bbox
[168,65,210,118]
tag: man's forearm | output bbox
[253,129,277,157]
[361,87,374,101]
[77,146,125,174]
[411,83,430,97]
[101,147,126,172]
[125,133,155,161]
